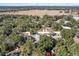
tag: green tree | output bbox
[20,39,35,56]
[38,35,54,52]
[9,32,21,43]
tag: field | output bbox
[0,10,78,16]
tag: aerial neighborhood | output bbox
[0,6,79,56]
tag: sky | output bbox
[0,3,79,6]
[0,0,79,6]
[0,0,79,3]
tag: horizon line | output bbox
[0,3,79,6]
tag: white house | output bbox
[20,32,31,36]
[61,25,71,29]
[64,21,70,24]
[55,19,63,23]
[73,16,79,21]
[37,27,53,35]
[56,19,70,24]
[51,31,62,40]
[31,33,40,43]
[19,32,31,39]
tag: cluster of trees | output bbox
[0,15,79,56]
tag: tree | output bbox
[38,35,54,52]
[54,29,76,56]
[20,39,35,56]
[0,35,6,52]
[52,22,62,31]
[9,32,21,43]
[70,43,79,55]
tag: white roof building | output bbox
[51,31,62,40]
[61,25,71,29]
[55,19,63,23]
[19,32,31,38]
[64,21,70,24]
[31,33,40,43]
[73,16,79,21]
[21,32,31,36]
[56,19,70,25]
[37,27,53,35]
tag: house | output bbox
[20,32,31,37]
[64,21,70,24]
[37,27,53,36]
[56,19,70,24]
[73,32,79,43]
[73,16,79,21]
[31,33,40,43]
[51,31,62,40]
[61,25,71,29]
[55,19,63,23]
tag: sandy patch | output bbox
[0,10,74,16]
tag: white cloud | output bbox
[0,0,79,3]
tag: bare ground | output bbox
[0,10,76,16]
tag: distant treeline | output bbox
[0,6,79,12]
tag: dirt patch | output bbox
[0,10,74,16]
